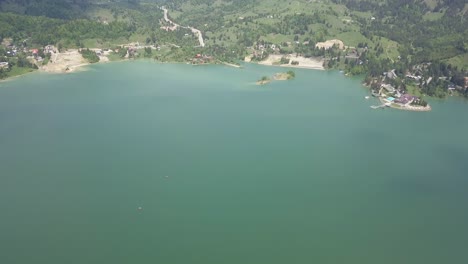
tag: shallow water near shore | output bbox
[1,61,468,264]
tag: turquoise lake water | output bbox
[1,61,467,264]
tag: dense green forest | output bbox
[0,0,466,97]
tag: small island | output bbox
[256,71,295,85]
[273,71,296,80]
[256,76,271,85]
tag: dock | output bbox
[370,102,391,109]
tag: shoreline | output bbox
[0,71,35,83]
[255,54,325,70]
[1,49,118,82]
[378,97,431,112]
[0,59,454,109]
[221,61,242,68]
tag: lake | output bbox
[1,61,467,264]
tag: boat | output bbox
[365,96,370,99]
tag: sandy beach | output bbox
[40,49,111,73]
[257,54,324,70]
[41,49,89,73]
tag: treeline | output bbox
[0,46,38,79]
[341,47,467,97]
[326,0,467,97]
[0,0,91,19]
[336,0,467,65]
[0,13,134,46]
[80,48,99,63]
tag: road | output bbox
[161,7,205,47]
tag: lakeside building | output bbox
[395,94,417,104]
[381,83,395,93]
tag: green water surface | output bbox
[1,61,467,264]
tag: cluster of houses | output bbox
[1,39,57,64]
[1,40,19,70]
[2,41,20,57]
[30,45,56,62]
[378,63,468,99]
[191,53,213,64]
[375,83,423,107]
[403,64,468,92]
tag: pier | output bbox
[370,102,391,109]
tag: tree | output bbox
[144,47,152,57]
[80,48,99,63]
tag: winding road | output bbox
[161,7,205,47]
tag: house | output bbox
[0,62,9,69]
[394,90,402,98]
[395,94,417,104]
[448,83,456,90]
[386,69,397,79]
[426,77,433,85]
[381,84,396,93]
[406,74,421,81]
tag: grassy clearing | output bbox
[351,10,374,19]
[444,53,468,69]
[260,33,294,44]
[107,52,123,61]
[6,66,35,78]
[423,0,439,10]
[82,37,130,49]
[379,37,400,61]
[406,84,423,97]
[334,31,369,47]
[87,7,116,22]
[422,11,444,21]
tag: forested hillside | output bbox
[0,0,92,19]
